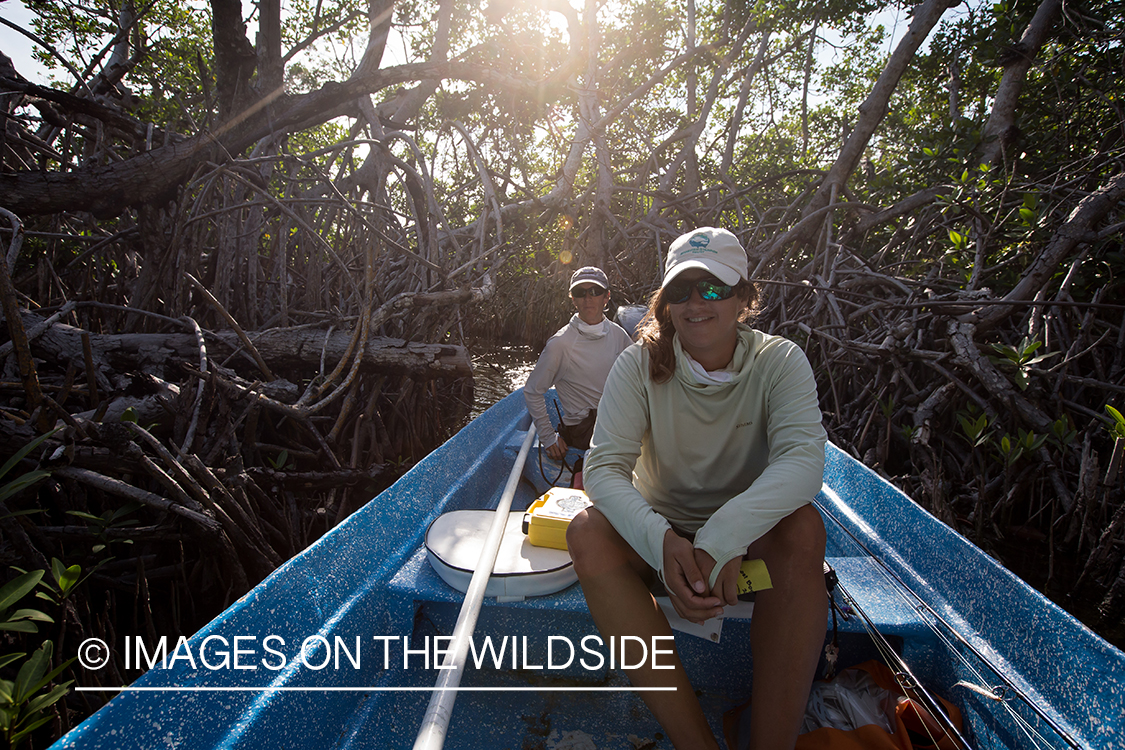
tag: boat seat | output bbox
[384,547,935,696]
[387,547,931,640]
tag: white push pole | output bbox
[412,424,538,750]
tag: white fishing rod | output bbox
[413,422,538,750]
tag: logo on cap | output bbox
[682,232,718,255]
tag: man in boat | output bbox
[569,228,828,749]
[523,266,633,470]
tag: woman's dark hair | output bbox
[635,280,758,383]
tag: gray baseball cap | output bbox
[569,266,609,291]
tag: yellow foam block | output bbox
[737,558,772,595]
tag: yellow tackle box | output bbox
[521,487,592,550]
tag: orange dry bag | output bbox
[724,661,963,750]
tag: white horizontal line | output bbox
[76,686,676,693]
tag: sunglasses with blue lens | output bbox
[571,285,606,298]
[665,277,736,305]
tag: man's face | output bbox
[571,284,608,325]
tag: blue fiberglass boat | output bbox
[53,390,1125,750]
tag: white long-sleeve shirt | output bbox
[584,325,826,587]
[523,314,634,447]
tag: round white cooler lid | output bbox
[424,510,577,599]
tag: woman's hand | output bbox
[691,550,742,608]
[662,530,722,623]
[547,435,569,460]
[707,554,744,607]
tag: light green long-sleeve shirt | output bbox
[583,326,826,587]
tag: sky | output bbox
[0,0,415,86]
[1,0,52,84]
[2,1,926,91]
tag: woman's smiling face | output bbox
[666,270,746,370]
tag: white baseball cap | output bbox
[663,227,749,287]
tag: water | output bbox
[468,344,537,420]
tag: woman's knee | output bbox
[566,508,634,576]
[566,508,603,571]
[757,503,826,565]
[790,502,827,553]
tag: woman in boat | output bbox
[523,266,633,463]
[570,227,828,749]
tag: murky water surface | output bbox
[468,344,537,420]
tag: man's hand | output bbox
[546,435,569,460]
[662,530,722,623]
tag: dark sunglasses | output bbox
[665,277,736,304]
[571,285,606,298]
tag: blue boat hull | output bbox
[53,390,1125,749]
